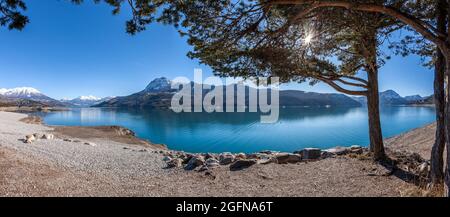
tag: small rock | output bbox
[419,162,429,174]
[219,153,235,165]
[63,138,73,142]
[184,155,205,170]
[32,133,41,140]
[295,148,321,160]
[41,134,54,140]
[166,158,183,168]
[162,156,172,162]
[73,140,82,143]
[84,142,97,147]
[275,153,302,164]
[205,158,220,167]
[230,159,257,171]
[25,135,36,144]
[204,170,216,179]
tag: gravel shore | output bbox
[0,111,431,196]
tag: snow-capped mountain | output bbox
[404,95,424,102]
[379,90,408,105]
[0,87,64,106]
[78,95,102,101]
[351,90,421,106]
[95,78,361,108]
[62,96,115,107]
[143,77,174,93]
[0,87,42,98]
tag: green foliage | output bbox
[0,0,29,30]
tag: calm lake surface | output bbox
[37,106,436,153]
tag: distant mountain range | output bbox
[1,82,433,109]
[0,87,66,107]
[351,90,433,106]
[0,87,113,108]
[61,96,115,107]
[95,77,361,109]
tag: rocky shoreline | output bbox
[164,146,365,171]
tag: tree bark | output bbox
[444,0,450,198]
[445,56,450,197]
[432,50,446,184]
[366,68,385,160]
[430,0,446,185]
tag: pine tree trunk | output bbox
[431,0,446,183]
[431,49,446,184]
[366,69,385,160]
[444,48,450,196]
[432,50,446,184]
[444,0,450,198]
[445,56,450,196]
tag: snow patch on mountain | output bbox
[144,77,173,92]
[404,95,424,102]
[78,95,102,101]
[379,90,402,99]
[0,87,42,97]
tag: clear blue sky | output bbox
[0,0,434,99]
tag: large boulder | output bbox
[205,158,220,168]
[203,153,217,160]
[259,150,276,155]
[184,155,205,170]
[275,153,302,164]
[167,158,183,168]
[236,153,247,159]
[181,154,194,164]
[324,147,349,156]
[350,145,364,154]
[230,159,257,171]
[257,157,277,165]
[219,153,235,165]
[295,148,321,160]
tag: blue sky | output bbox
[0,0,434,99]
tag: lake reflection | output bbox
[37,106,436,153]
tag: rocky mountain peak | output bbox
[144,77,172,93]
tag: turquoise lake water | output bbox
[37,106,436,153]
